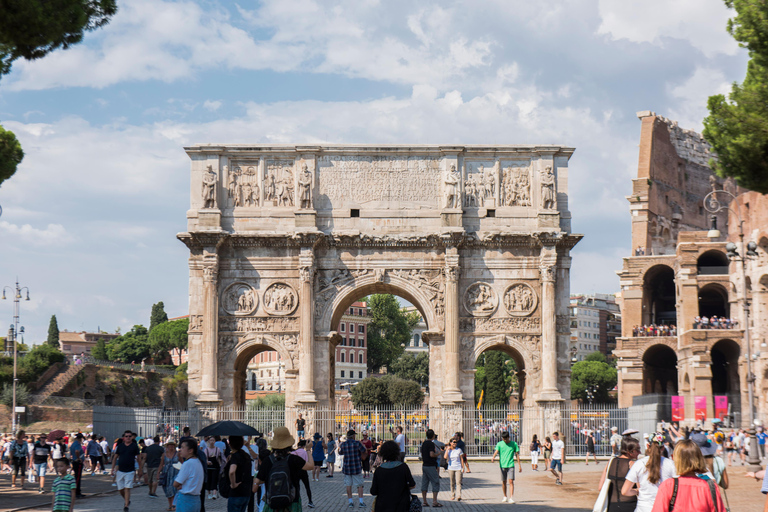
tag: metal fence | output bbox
[82,357,177,375]
[29,396,95,409]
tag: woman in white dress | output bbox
[621,433,676,512]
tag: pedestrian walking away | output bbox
[444,436,469,501]
[174,438,205,512]
[112,430,142,512]
[621,433,675,512]
[370,440,416,512]
[530,434,540,471]
[420,428,444,508]
[394,426,406,462]
[225,435,254,512]
[143,436,166,499]
[253,426,313,512]
[585,430,599,466]
[340,429,368,508]
[549,432,565,485]
[492,431,521,503]
[598,436,639,512]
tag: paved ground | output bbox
[4,461,767,511]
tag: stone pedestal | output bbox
[294,210,317,229]
[198,209,222,230]
[441,210,462,227]
[537,210,560,229]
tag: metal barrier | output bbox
[81,357,177,375]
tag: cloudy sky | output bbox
[0,0,748,344]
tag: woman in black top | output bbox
[253,427,313,512]
[597,437,639,512]
[585,430,598,465]
[370,440,416,512]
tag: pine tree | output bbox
[484,351,508,405]
[46,315,59,347]
[149,302,168,333]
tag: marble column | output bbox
[539,262,561,400]
[296,250,317,403]
[198,257,220,403]
[442,250,463,403]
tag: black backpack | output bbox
[267,454,296,510]
[218,452,251,499]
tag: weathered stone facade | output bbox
[178,145,581,430]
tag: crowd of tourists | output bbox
[692,316,738,330]
[631,325,678,337]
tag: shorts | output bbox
[146,466,159,484]
[362,457,370,472]
[34,463,47,477]
[421,466,439,493]
[297,430,305,438]
[344,473,364,488]
[500,466,515,481]
[116,470,135,490]
[550,459,562,472]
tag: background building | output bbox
[404,305,428,354]
[335,301,370,389]
[569,294,621,361]
[58,330,119,357]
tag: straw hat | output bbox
[270,427,295,450]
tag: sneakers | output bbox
[348,503,354,508]
[308,502,315,508]
[123,507,129,512]
[502,497,508,503]
[326,474,333,478]
[556,480,563,485]
[508,498,516,504]
[359,502,366,508]
[148,493,158,498]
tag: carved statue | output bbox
[264,283,298,315]
[541,166,556,209]
[243,182,253,207]
[464,282,498,316]
[265,173,276,202]
[224,284,257,315]
[298,164,313,209]
[227,166,238,205]
[501,165,531,207]
[444,164,460,209]
[503,283,537,315]
[202,165,218,209]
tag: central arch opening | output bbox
[697,250,729,275]
[234,344,287,407]
[711,338,741,425]
[642,344,678,394]
[698,283,729,319]
[643,265,676,325]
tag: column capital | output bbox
[202,255,219,282]
[299,265,315,283]
[539,263,556,282]
[445,264,460,282]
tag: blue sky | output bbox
[0,0,749,344]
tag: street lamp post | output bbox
[704,189,761,472]
[2,279,30,435]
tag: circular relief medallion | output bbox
[222,282,258,316]
[263,283,298,316]
[463,282,498,317]
[503,282,538,317]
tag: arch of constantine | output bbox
[178,145,581,431]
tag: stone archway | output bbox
[468,337,533,406]
[232,334,298,407]
[179,144,580,410]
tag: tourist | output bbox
[86,434,104,475]
[69,433,85,498]
[326,433,337,478]
[420,428,443,507]
[610,427,622,456]
[530,434,541,471]
[296,413,306,440]
[51,457,76,512]
[445,436,468,501]
[310,433,325,481]
[112,430,141,512]
[549,431,565,485]
[690,431,729,490]
[32,433,51,494]
[292,439,314,508]
[99,436,111,474]
[202,437,223,500]
[621,433,675,512]
[454,432,471,473]
[340,429,367,508]
[650,439,726,512]
[143,435,165,499]
[492,430,521,503]
[394,426,406,462]
[225,436,253,512]
[585,430,599,465]
[158,440,180,512]
[253,426,313,511]
[598,436,639,511]
[370,440,416,511]
[360,432,373,478]
[174,438,205,512]
[543,436,553,471]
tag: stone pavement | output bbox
[10,462,768,512]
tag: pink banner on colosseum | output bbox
[695,396,707,421]
[671,396,685,422]
[714,396,728,420]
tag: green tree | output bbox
[148,317,188,360]
[390,351,429,385]
[0,124,23,187]
[248,394,286,410]
[1,383,30,406]
[18,343,65,383]
[106,324,150,363]
[46,315,60,347]
[91,338,108,360]
[585,351,607,363]
[702,0,768,193]
[387,377,424,406]
[570,360,618,403]
[484,351,508,405]
[148,301,168,333]
[0,0,117,78]
[350,375,391,407]
[365,295,420,372]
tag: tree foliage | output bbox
[390,351,429,385]
[350,375,424,407]
[474,351,517,405]
[0,0,117,78]
[248,393,286,410]
[702,0,768,193]
[91,338,108,360]
[148,318,188,360]
[585,351,607,363]
[149,301,168,333]
[46,315,60,347]
[106,324,150,363]
[570,360,617,403]
[15,344,65,384]
[1,383,30,406]
[0,124,23,187]
[365,295,420,372]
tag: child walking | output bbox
[52,458,76,512]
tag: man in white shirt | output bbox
[549,431,565,485]
[610,427,622,456]
[395,426,406,462]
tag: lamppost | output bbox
[586,385,596,406]
[2,279,30,435]
[704,188,761,472]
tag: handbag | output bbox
[592,456,614,512]
[409,494,422,512]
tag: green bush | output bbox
[18,344,66,384]
[247,393,285,409]
[1,383,30,406]
[350,375,424,407]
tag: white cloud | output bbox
[667,66,731,131]
[597,0,739,57]
[203,100,222,112]
[0,221,70,246]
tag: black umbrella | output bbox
[196,420,261,437]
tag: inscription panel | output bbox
[316,156,442,208]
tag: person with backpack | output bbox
[650,439,726,512]
[253,426,313,512]
[223,435,253,512]
[10,430,29,489]
[370,440,416,512]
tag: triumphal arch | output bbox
[179,145,580,414]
